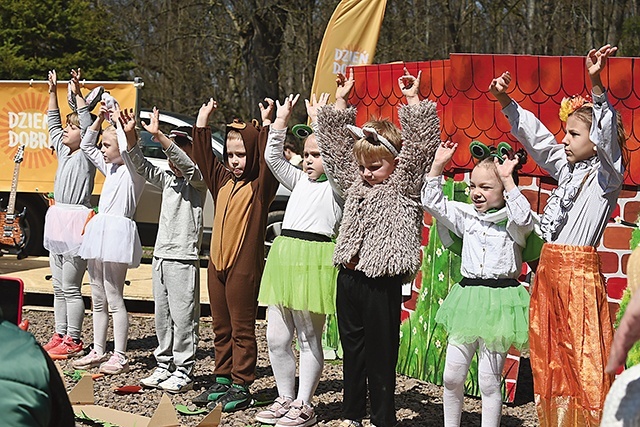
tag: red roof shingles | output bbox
[350,54,640,185]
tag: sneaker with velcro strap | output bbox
[256,395,293,424]
[140,367,172,388]
[275,399,317,427]
[159,371,193,394]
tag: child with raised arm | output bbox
[123,108,207,393]
[42,69,96,358]
[191,99,279,412]
[489,45,627,426]
[255,92,342,427]
[422,141,532,427]
[72,102,145,375]
[316,69,440,427]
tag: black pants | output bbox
[337,267,403,427]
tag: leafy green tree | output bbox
[0,0,133,80]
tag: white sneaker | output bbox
[140,367,172,388]
[159,371,193,394]
[72,349,109,370]
[99,352,130,375]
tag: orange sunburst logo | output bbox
[0,92,54,170]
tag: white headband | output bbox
[346,124,399,157]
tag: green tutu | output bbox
[259,235,338,314]
[434,282,530,353]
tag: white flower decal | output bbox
[412,327,417,335]
[435,248,442,257]
[435,340,442,348]
[419,315,424,324]
[438,272,445,282]
[464,187,470,196]
[438,298,444,305]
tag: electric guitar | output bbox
[0,145,26,253]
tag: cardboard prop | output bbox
[68,375,221,427]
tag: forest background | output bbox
[2,0,640,128]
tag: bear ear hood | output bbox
[224,119,261,181]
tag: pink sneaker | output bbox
[42,333,64,351]
[72,349,109,369]
[48,336,84,358]
[99,353,129,375]
[256,396,293,424]
[276,400,317,427]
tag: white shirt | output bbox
[265,128,342,238]
[502,92,623,246]
[81,127,145,218]
[422,176,534,279]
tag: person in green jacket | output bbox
[0,307,74,426]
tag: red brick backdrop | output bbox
[349,54,640,318]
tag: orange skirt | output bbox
[530,243,614,427]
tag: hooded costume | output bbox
[192,120,278,385]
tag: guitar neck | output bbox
[7,161,21,215]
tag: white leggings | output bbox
[442,340,507,427]
[266,305,325,404]
[50,254,87,339]
[88,259,129,356]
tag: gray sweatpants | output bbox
[152,257,200,376]
[50,253,87,340]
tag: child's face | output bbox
[63,122,82,151]
[358,155,398,186]
[226,136,247,178]
[100,130,123,165]
[303,135,324,180]
[562,115,595,164]
[469,165,505,213]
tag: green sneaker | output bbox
[192,376,232,407]
[209,383,252,412]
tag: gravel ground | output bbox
[25,309,539,426]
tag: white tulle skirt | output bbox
[43,204,92,256]
[78,213,142,268]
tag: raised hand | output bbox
[69,68,83,97]
[118,107,137,133]
[273,94,300,130]
[259,98,275,126]
[495,156,518,180]
[335,68,355,110]
[587,45,617,77]
[399,68,421,105]
[489,72,511,97]
[428,140,457,177]
[196,98,218,128]
[305,92,330,123]
[141,107,161,136]
[47,70,57,92]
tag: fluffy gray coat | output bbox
[316,99,440,279]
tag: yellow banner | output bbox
[0,81,138,194]
[310,0,387,101]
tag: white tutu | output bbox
[43,204,92,256]
[78,213,142,268]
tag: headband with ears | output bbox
[469,141,527,169]
[67,84,104,113]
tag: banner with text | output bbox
[0,81,137,193]
[310,0,387,102]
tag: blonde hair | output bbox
[226,130,243,143]
[569,106,629,171]
[65,112,80,128]
[352,119,402,163]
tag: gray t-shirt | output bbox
[48,106,96,206]
[125,142,207,260]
